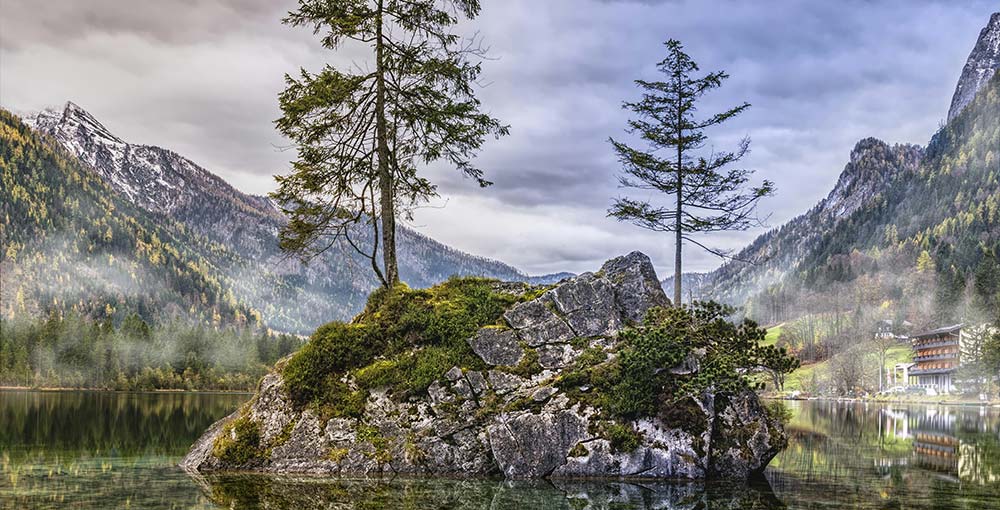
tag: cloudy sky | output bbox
[1,0,997,276]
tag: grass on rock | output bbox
[281,277,527,416]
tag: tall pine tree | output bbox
[272,0,508,286]
[609,39,773,305]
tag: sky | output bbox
[1,0,997,277]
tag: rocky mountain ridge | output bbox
[948,12,1000,122]
[683,139,923,306]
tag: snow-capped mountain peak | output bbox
[27,101,263,218]
[29,101,125,145]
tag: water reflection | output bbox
[0,390,247,459]
[193,474,786,510]
[0,390,246,509]
[2,392,999,509]
[766,400,1000,508]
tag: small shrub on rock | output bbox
[602,422,642,453]
[212,415,266,465]
[610,302,789,418]
[283,322,377,407]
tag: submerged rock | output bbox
[181,251,785,480]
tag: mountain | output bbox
[684,12,1000,326]
[10,103,539,333]
[660,272,712,304]
[948,12,1000,122]
[527,272,576,285]
[686,138,922,307]
[0,109,256,327]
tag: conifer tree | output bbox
[272,0,508,287]
[609,39,774,305]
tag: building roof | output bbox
[910,324,962,340]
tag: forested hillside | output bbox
[25,102,531,333]
[0,109,308,388]
[739,71,1000,340]
[685,139,923,309]
[687,14,1000,333]
[0,109,257,327]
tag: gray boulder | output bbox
[503,299,575,346]
[599,251,671,323]
[467,327,524,366]
[548,273,621,337]
[488,410,588,478]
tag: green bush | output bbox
[609,302,782,418]
[213,415,266,465]
[603,422,642,452]
[568,443,589,457]
[283,277,525,408]
[610,321,689,417]
[282,322,377,406]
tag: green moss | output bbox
[283,277,520,409]
[355,345,485,396]
[403,432,425,463]
[327,447,349,463]
[499,346,542,378]
[518,285,553,302]
[602,422,642,453]
[357,424,393,464]
[501,392,548,414]
[568,443,589,457]
[271,419,296,449]
[353,359,398,388]
[555,347,615,413]
[213,415,267,465]
[314,383,368,421]
[543,299,563,317]
[473,391,502,420]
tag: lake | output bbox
[1,391,999,509]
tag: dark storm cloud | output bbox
[1,0,997,275]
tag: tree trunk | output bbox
[674,158,682,306]
[374,0,398,286]
[674,81,683,306]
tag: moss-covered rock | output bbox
[182,251,786,481]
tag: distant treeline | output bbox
[0,313,302,391]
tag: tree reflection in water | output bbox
[195,473,786,510]
[3,392,1000,509]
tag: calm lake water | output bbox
[1,391,999,509]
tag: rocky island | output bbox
[181,252,786,479]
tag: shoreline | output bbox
[0,385,254,395]
[761,394,1000,407]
